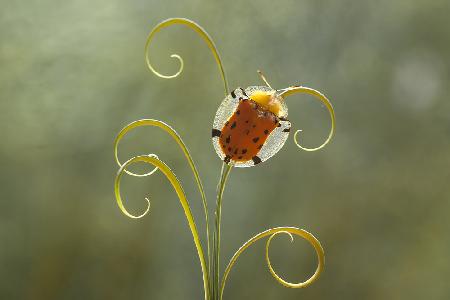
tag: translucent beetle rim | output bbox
[212,86,290,167]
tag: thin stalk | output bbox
[212,163,232,299]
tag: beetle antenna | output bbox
[257,70,273,89]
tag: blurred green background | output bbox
[1,0,449,299]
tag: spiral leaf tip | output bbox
[280,86,335,152]
[221,227,324,298]
[145,18,229,95]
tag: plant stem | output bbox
[211,163,232,300]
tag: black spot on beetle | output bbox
[283,128,290,132]
[239,87,248,97]
[238,156,243,159]
[236,110,240,115]
[264,129,269,135]
[252,124,256,128]
[225,121,229,126]
[226,136,231,143]
[257,144,263,150]
[212,129,221,137]
[253,137,260,143]
[231,90,236,98]
[231,121,236,129]
[245,130,250,135]
[224,155,231,163]
[242,149,247,154]
[252,156,262,165]
[277,123,281,127]
[245,120,249,123]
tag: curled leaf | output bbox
[115,154,210,300]
[221,226,324,299]
[280,86,335,151]
[145,18,229,95]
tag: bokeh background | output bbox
[1,0,449,299]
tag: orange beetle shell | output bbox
[212,86,291,167]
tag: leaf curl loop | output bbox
[145,18,229,95]
[220,227,324,299]
[114,154,210,300]
[279,86,335,152]
[113,119,211,282]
